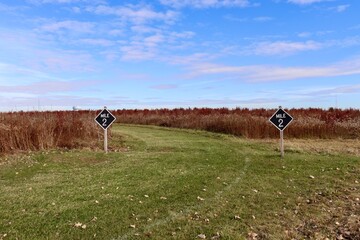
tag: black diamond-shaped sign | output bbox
[95,108,116,130]
[269,108,293,131]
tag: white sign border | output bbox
[94,108,117,130]
[269,108,294,131]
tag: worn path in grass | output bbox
[0,124,359,239]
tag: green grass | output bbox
[0,124,359,239]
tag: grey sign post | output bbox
[95,107,116,153]
[269,107,293,157]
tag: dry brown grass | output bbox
[114,108,360,139]
[0,111,100,154]
[1,107,359,155]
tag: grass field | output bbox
[0,124,359,239]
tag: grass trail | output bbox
[0,124,359,239]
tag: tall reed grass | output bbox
[114,107,360,139]
[0,111,99,154]
[1,108,359,154]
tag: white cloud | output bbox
[77,38,115,47]
[287,0,329,5]
[0,80,97,94]
[0,3,28,13]
[298,32,312,38]
[170,31,195,39]
[87,5,178,24]
[109,29,124,36]
[247,40,323,55]
[300,85,360,96]
[253,16,273,22]
[159,0,249,8]
[150,84,178,90]
[27,0,105,4]
[39,20,94,33]
[119,29,195,61]
[330,4,350,13]
[131,25,159,34]
[120,43,157,61]
[185,57,360,82]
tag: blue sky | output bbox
[0,0,359,111]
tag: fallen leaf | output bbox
[211,232,221,239]
[74,222,82,228]
[130,224,136,228]
[234,215,241,220]
[198,233,206,239]
[248,232,258,239]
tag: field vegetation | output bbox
[0,111,99,154]
[114,107,360,139]
[0,125,359,239]
[1,108,359,154]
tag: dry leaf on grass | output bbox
[198,233,206,239]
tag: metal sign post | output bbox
[269,106,293,157]
[95,107,116,153]
[104,128,108,153]
[280,130,284,158]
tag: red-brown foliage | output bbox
[0,110,100,154]
[114,107,360,139]
[1,108,359,154]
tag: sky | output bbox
[0,0,360,111]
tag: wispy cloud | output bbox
[329,4,350,13]
[86,4,178,24]
[224,15,273,22]
[299,85,360,96]
[185,56,360,82]
[253,16,273,22]
[150,84,178,90]
[120,33,165,61]
[0,29,97,72]
[287,0,329,5]
[244,37,360,56]
[77,38,115,47]
[159,0,250,8]
[0,3,28,13]
[27,0,106,4]
[39,20,94,33]
[0,80,98,94]
[246,40,322,55]
[119,30,195,61]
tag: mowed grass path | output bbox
[0,124,359,239]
